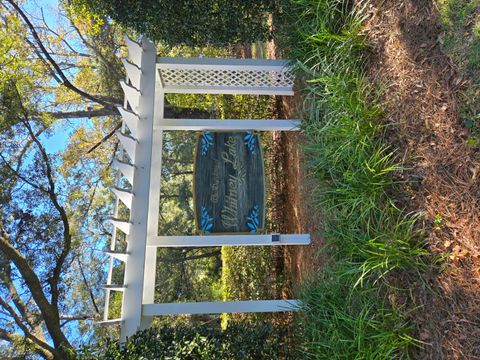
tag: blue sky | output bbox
[23,0,84,154]
[5,0,103,348]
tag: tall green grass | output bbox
[280,0,429,358]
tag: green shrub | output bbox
[78,323,292,360]
[79,0,275,47]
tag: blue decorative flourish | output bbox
[201,131,213,156]
[246,205,260,234]
[244,131,256,154]
[200,206,214,234]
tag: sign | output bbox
[194,131,265,234]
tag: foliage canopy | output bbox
[77,0,275,47]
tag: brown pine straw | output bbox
[362,0,480,358]
[270,1,480,356]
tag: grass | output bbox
[279,0,430,358]
[220,246,283,328]
[437,0,480,145]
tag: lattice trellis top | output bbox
[156,57,295,95]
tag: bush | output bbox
[79,323,292,359]
[80,0,275,47]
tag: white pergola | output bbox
[101,37,311,342]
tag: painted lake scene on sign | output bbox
[194,131,265,234]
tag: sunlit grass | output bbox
[279,0,429,358]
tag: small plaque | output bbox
[194,131,265,234]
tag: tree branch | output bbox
[0,327,54,359]
[0,224,71,354]
[4,0,118,110]
[77,258,100,315]
[0,296,56,358]
[19,115,71,310]
[0,259,43,338]
[44,107,120,119]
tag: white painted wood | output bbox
[146,104,164,238]
[112,158,135,185]
[124,35,142,66]
[109,218,132,235]
[157,56,290,69]
[156,57,294,95]
[138,69,166,335]
[103,257,114,321]
[120,37,156,343]
[108,38,307,340]
[121,58,142,90]
[143,300,301,316]
[120,80,141,111]
[118,107,140,139]
[147,234,311,247]
[142,248,157,304]
[105,251,129,262]
[103,190,122,321]
[157,119,301,131]
[159,85,294,96]
[111,187,134,209]
[115,131,137,162]
[103,284,126,291]
[97,319,123,326]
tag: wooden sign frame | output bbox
[192,130,266,236]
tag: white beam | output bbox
[105,251,129,262]
[121,58,142,90]
[157,56,290,69]
[157,119,301,131]
[118,107,140,139]
[159,85,293,96]
[112,158,135,185]
[124,35,142,66]
[109,218,132,235]
[103,285,126,291]
[115,131,137,162]
[120,36,156,343]
[120,80,141,111]
[111,187,134,209]
[97,319,123,326]
[142,300,300,316]
[147,234,310,247]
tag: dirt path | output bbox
[363,1,480,358]
[266,44,325,291]
[270,100,324,290]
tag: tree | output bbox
[76,0,275,47]
[0,1,276,357]
[0,1,219,357]
[0,1,127,357]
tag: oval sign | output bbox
[194,131,265,234]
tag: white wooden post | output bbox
[118,37,156,342]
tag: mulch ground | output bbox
[269,1,480,359]
[364,1,480,358]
